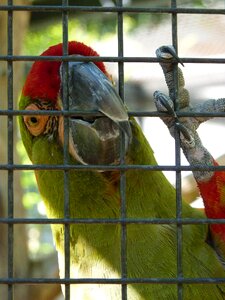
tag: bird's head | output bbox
[19,41,132,166]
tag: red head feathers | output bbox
[22,41,108,102]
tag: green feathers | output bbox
[19,101,225,298]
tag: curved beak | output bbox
[155,45,184,67]
[59,59,132,165]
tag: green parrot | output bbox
[19,41,225,299]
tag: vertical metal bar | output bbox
[171,0,183,299]
[7,0,14,299]
[62,0,70,299]
[117,0,127,299]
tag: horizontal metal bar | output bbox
[178,57,225,64]
[1,164,225,171]
[0,5,225,15]
[0,217,225,225]
[2,110,163,118]
[0,55,225,64]
[1,109,225,118]
[0,277,225,285]
[0,55,158,62]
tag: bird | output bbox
[19,41,225,299]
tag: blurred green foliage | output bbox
[24,0,208,56]
[24,16,116,55]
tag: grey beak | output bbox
[60,59,132,165]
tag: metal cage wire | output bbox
[1,1,225,300]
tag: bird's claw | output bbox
[153,91,175,116]
[154,90,195,148]
[155,45,184,67]
[175,122,195,148]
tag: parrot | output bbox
[154,45,225,262]
[19,41,225,300]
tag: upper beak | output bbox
[59,59,132,165]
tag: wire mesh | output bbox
[170,2,183,298]
[61,1,70,298]
[7,1,14,300]
[1,1,225,300]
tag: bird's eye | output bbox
[23,104,49,136]
[30,117,38,124]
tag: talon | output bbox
[175,122,195,146]
[155,45,184,67]
[154,91,176,117]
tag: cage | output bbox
[1,1,225,299]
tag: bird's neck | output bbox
[104,119,178,218]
